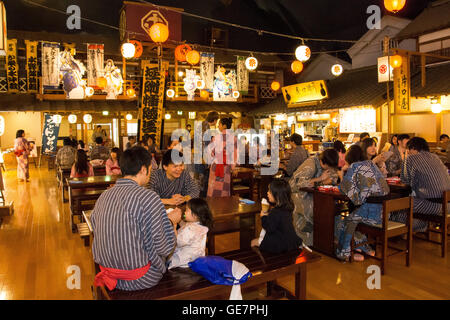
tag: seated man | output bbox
[91,146,181,291]
[148,150,200,206]
[125,136,137,150]
[90,137,110,162]
[280,133,309,177]
[56,137,76,169]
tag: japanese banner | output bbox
[87,44,104,88]
[5,39,19,93]
[200,52,214,90]
[394,54,410,114]
[41,42,61,89]
[237,56,249,93]
[25,40,38,93]
[139,62,167,144]
[41,113,61,154]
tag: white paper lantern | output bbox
[431,103,442,114]
[68,114,77,124]
[232,91,240,99]
[295,45,311,62]
[165,114,171,120]
[85,86,94,97]
[121,42,136,59]
[126,114,133,121]
[189,112,196,120]
[196,79,206,90]
[52,115,62,124]
[331,64,343,76]
[166,89,175,98]
[103,111,109,116]
[0,115,4,136]
[83,114,92,124]
[245,57,258,71]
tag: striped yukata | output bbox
[148,169,200,200]
[391,152,450,232]
[91,179,176,291]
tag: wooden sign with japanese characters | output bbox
[25,40,38,93]
[5,39,19,93]
[139,62,167,144]
[394,54,410,114]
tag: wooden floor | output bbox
[0,167,449,300]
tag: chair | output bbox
[413,191,449,258]
[231,169,255,200]
[351,197,413,275]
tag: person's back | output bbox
[91,137,110,161]
[57,145,76,169]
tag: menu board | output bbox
[339,108,376,133]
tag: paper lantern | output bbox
[103,111,109,116]
[126,114,133,121]
[189,112,196,119]
[295,45,311,62]
[68,114,77,124]
[0,115,5,136]
[121,42,136,59]
[291,61,304,74]
[149,23,169,43]
[129,40,143,58]
[245,57,258,71]
[431,104,442,114]
[384,0,406,13]
[85,86,94,97]
[52,115,62,124]
[200,90,209,99]
[166,89,175,98]
[331,64,343,76]
[271,81,281,91]
[196,79,206,90]
[165,113,171,120]
[83,114,92,124]
[232,91,240,99]
[186,50,200,65]
[175,44,192,62]
[97,77,107,89]
[126,88,136,98]
[390,55,403,68]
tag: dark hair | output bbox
[78,140,85,149]
[333,140,346,154]
[16,130,25,138]
[397,134,410,142]
[345,145,366,165]
[206,111,219,124]
[110,147,121,159]
[406,137,429,152]
[390,134,398,145]
[119,146,152,176]
[186,124,191,128]
[319,148,339,168]
[128,136,136,141]
[219,117,233,129]
[268,179,294,211]
[95,137,103,145]
[97,125,102,129]
[162,150,183,168]
[75,149,89,175]
[290,133,303,146]
[63,137,72,146]
[359,132,370,141]
[361,138,377,160]
[187,198,213,229]
[439,134,449,141]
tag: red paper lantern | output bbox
[129,40,143,58]
[175,44,192,62]
[186,50,200,65]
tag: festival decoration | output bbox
[87,44,104,88]
[25,40,38,92]
[237,56,249,93]
[130,40,143,58]
[384,0,406,13]
[213,66,238,101]
[331,64,343,76]
[183,69,201,101]
[196,79,206,90]
[85,87,94,97]
[60,49,87,99]
[200,90,209,99]
[103,111,109,116]
[271,81,281,91]
[291,61,304,74]
[200,52,215,90]
[68,115,77,124]
[186,50,200,65]
[103,59,124,99]
[245,56,258,71]
[149,23,169,43]
[97,77,107,89]
[5,39,19,93]
[175,44,192,62]
[121,41,136,59]
[165,114,171,120]
[83,114,92,124]
[295,45,311,62]
[126,88,136,98]
[166,88,175,98]
[52,115,62,124]
[126,114,133,121]
[42,42,61,89]
[232,91,240,99]
[390,55,403,68]
[189,112,196,119]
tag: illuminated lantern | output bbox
[68,114,77,124]
[0,115,5,136]
[166,89,175,98]
[103,111,109,116]
[126,88,136,98]
[431,97,442,114]
[85,86,94,97]
[186,50,200,65]
[390,55,403,68]
[200,90,209,99]
[52,115,62,124]
[291,60,304,74]
[384,0,406,13]
[331,64,343,76]
[189,112,196,119]
[149,23,169,43]
[245,57,258,71]
[178,71,184,77]
[196,79,206,90]
[232,91,240,99]
[175,44,192,62]
[295,45,311,62]
[126,114,133,121]
[271,81,281,91]
[165,113,171,120]
[83,114,92,124]
[129,40,143,58]
[97,77,107,89]
[121,42,136,59]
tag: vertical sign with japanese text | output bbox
[42,42,61,89]
[87,44,104,88]
[237,56,249,94]
[139,63,167,144]
[41,113,61,154]
[394,54,410,114]
[6,39,19,93]
[25,40,38,93]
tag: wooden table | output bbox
[67,175,121,190]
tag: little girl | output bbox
[251,179,303,254]
[168,198,213,269]
[106,148,122,176]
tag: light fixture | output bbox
[166,89,175,98]
[196,79,206,90]
[177,111,183,115]
[245,56,258,71]
[295,45,311,62]
[85,86,94,97]
[390,55,403,69]
[83,114,92,124]
[186,50,200,65]
[126,88,136,98]
[165,113,171,120]
[189,112,196,119]
[52,115,62,124]
[149,23,169,43]
[271,81,281,91]
[0,115,4,136]
[291,60,304,74]
[331,64,344,76]
[126,114,133,121]
[232,91,240,99]
[431,97,442,114]
[200,90,209,99]
[121,42,136,59]
[384,0,406,13]
[178,71,184,77]
[103,111,109,116]
[68,114,77,124]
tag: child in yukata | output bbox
[168,198,212,269]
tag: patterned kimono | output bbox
[385,145,403,177]
[289,155,339,246]
[14,137,30,180]
[207,132,237,198]
[335,160,390,259]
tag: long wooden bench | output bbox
[93,248,321,300]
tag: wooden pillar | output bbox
[421,55,426,88]
[436,113,442,143]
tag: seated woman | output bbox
[289,148,340,246]
[361,138,389,177]
[335,145,390,261]
[333,140,346,169]
[70,149,94,178]
[106,148,122,176]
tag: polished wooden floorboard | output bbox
[0,167,448,300]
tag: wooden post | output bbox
[421,55,426,88]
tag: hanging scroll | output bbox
[87,44,104,88]
[200,52,214,90]
[25,40,38,93]
[41,42,61,89]
[41,113,61,154]
[237,56,249,93]
[5,39,19,93]
[394,54,411,114]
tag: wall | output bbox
[0,112,42,149]
[393,114,437,141]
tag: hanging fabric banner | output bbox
[139,62,167,144]
[41,42,61,89]
[5,39,19,93]
[237,56,249,94]
[41,113,61,154]
[200,52,214,90]
[87,44,104,88]
[213,66,238,102]
[394,54,411,114]
[25,40,38,93]
[0,2,7,56]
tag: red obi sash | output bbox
[94,262,151,291]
